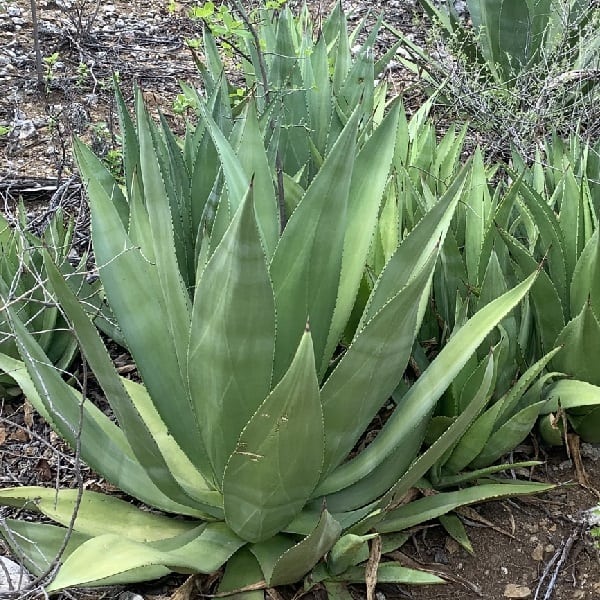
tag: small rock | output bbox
[532,543,544,561]
[7,5,22,16]
[581,443,600,461]
[0,557,32,593]
[501,566,509,575]
[545,544,555,554]
[118,593,144,600]
[15,119,36,140]
[503,583,531,598]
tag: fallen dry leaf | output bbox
[0,426,6,446]
[10,429,29,442]
[35,458,53,482]
[23,398,34,427]
[170,574,200,600]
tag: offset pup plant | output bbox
[0,209,113,398]
[0,209,77,397]
[499,146,600,443]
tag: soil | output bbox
[1,1,600,600]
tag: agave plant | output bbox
[390,0,600,156]
[0,4,556,593]
[373,148,560,485]
[495,147,600,443]
[0,209,88,398]
[407,0,599,87]
[0,82,552,595]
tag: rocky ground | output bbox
[1,1,600,599]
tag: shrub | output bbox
[392,0,600,157]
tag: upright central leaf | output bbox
[270,107,360,382]
[188,189,276,485]
[222,332,324,542]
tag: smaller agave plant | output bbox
[0,209,79,398]
[499,144,600,444]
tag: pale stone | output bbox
[532,543,544,561]
[503,584,531,598]
[0,557,32,593]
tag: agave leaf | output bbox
[496,347,562,422]
[318,273,536,499]
[320,251,438,476]
[513,175,568,311]
[443,398,503,474]
[338,40,374,121]
[266,511,342,586]
[329,562,444,584]
[361,161,469,329]
[270,106,360,381]
[197,101,249,221]
[499,228,565,353]
[436,461,543,488]
[569,407,600,443]
[121,378,223,512]
[470,400,546,468]
[331,5,351,96]
[323,101,401,372]
[1,520,89,575]
[189,188,276,486]
[201,29,231,121]
[542,379,600,413]
[82,132,208,479]
[127,169,155,261]
[73,138,129,227]
[2,518,169,587]
[434,229,468,331]
[327,533,376,576]
[438,513,473,554]
[136,94,192,360]
[571,229,600,318]
[304,35,332,156]
[464,149,492,285]
[218,548,265,600]
[158,113,195,288]
[114,85,140,207]
[467,0,551,81]
[46,523,244,592]
[376,481,553,533]
[556,167,586,284]
[318,352,493,514]
[553,303,600,386]
[43,253,205,510]
[0,354,204,518]
[223,332,323,542]
[0,488,198,541]
[237,101,279,259]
